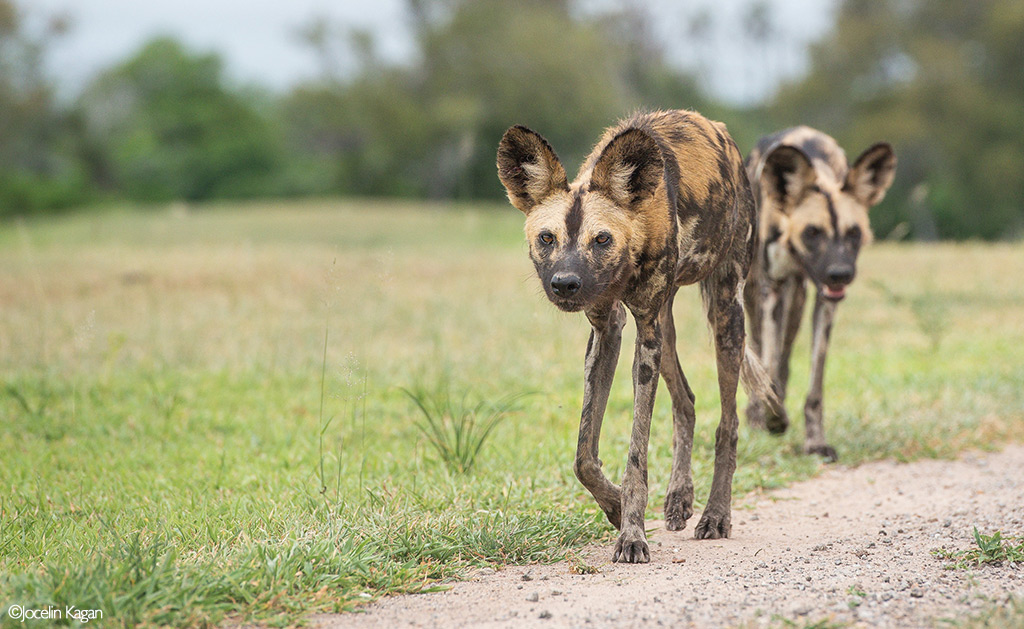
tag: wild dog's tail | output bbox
[740,344,782,415]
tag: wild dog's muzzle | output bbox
[822,262,855,301]
[550,271,582,297]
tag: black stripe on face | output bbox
[566,191,584,244]
[810,185,839,234]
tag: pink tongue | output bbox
[824,285,846,299]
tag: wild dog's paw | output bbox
[694,508,731,540]
[806,444,838,463]
[765,409,789,435]
[664,488,693,532]
[747,401,789,434]
[612,531,650,563]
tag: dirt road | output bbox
[315,445,1024,628]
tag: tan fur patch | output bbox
[834,195,875,245]
[523,191,572,250]
[786,195,831,254]
[579,195,638,259]
[522,161,555,200]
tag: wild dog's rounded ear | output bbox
[497,126,569,215]
[845,142,896,207]
[590,128,663,210]
[760,145,815,212]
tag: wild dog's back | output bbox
[578,110,756,288]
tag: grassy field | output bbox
[1,200,1022,627]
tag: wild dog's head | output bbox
[759,142,896,301]
[497,125,662,312]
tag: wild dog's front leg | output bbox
[612,312,661,563]
[574,303,626,529]
[805,295,838,462]
[695,281,744,540]
[658,294,698,532]
[748,276,805,433]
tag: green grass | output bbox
[957,596,1024,628]
[402,383,525,475]
[1,199,1023,626]
[935,528,1024,569]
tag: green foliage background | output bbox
[1,0,1023,239]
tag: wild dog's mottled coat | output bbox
[743,126,896,461]
[498,110,769,562]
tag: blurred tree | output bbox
[772,0,1024,240]
[77,37,282,202]
[0,0,88,215]
[281,0,706,199]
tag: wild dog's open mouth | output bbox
[822,284,847,301]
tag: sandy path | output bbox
[315,446,1024,628]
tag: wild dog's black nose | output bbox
[550,272,581,296]
[825,264,855,285]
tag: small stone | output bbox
[522,572,533,582]
[551,590,562,596]
[539,610,552,619]
[943,519,952,528]
[527,592,540,602]
[910,588,925,598]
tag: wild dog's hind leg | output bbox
[742,272,766,429]
[574,302,627,528]
[658,292,698,532]
[612,309,662,563]
[695,270,745,540]
[805,294,838,462]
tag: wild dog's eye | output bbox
[594,233,611,246]
[845,226,862,245]
[539,231,555,246]
[802,225,824,242]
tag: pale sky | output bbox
[26,0,836,104]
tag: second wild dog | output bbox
[743,126,896,461]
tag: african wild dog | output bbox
[497,110,775,563]
[743,127,896,461]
